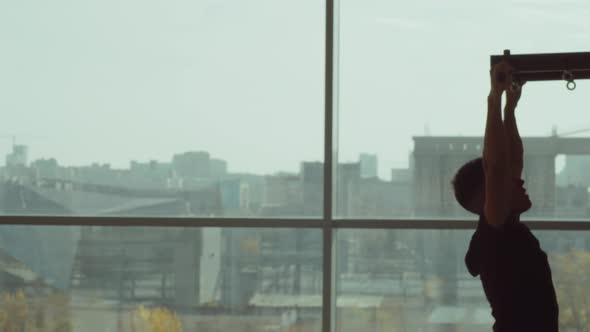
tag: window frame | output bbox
[2,1,590,331]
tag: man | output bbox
[452,62,559,331]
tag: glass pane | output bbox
[336,229,590,331]
[335,229,476,332]
[0,0,325,218]
[336,0,590,219]
[0,226,322,331]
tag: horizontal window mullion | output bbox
[334,219,590,231]
[2,216,590,230]
[333,219,476,229]
[0,216,325,228]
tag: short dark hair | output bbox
[452,157,484,212]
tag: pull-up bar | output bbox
[490,49,590,90]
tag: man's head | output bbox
[452,157,485,215]
[452,157,532,216]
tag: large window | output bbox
[0,226,322,332]
[1,0,590,331]
[336,230,590,332]
[0,0,324,218]
[336,0,590,219]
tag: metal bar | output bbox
[323,0,334,235]
[322,0,335,329]
[333,219,590,231]
[491,50,590,70]
[0,216,324,228]
[334,219,477,229]
[322,223,335,332]
[3,216,590,231]
[522,221,590,231]
[491,49,590,82]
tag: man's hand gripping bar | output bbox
[491,49,590,90]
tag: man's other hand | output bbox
[506,81,525,109]
[490,61,513,98]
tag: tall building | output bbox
[555,184,589,218]
[259,174,303,216]
[391,168,411,183]
[301,162,323,217]
[389,168,414,217]
[359,153,378,179]
[412,138,479,218]
[31,158,60,179]
[210,158,228,179]
[357,177,397,217]
[557,155,590,187]
[336,162,361,217]
[412,136,590,218]
[128,160,172,189]
[172,151,210,179]
[220,179,251,216]
[6,145,28,168]
[262,174,302,208]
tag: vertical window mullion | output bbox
[322,0,338,331]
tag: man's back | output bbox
[465,215,559,332]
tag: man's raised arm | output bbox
[504,82,525,179]
[483,63,512,226]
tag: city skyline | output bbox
[2,138,578,181]
[3,1,590,179]
[4,135,590,221]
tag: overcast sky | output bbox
[1,0,590,178]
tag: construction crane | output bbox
[551,126,590,137]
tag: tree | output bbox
[0,290,71,332]
[0,290,28,332]
[551,250,590,332]
[130,305,183,332]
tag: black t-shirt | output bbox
[465,215,559,332]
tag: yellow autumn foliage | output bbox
[0,290,29,331]
[0,290,71,332]
[130,305,183,332]
[551,250,590,332]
